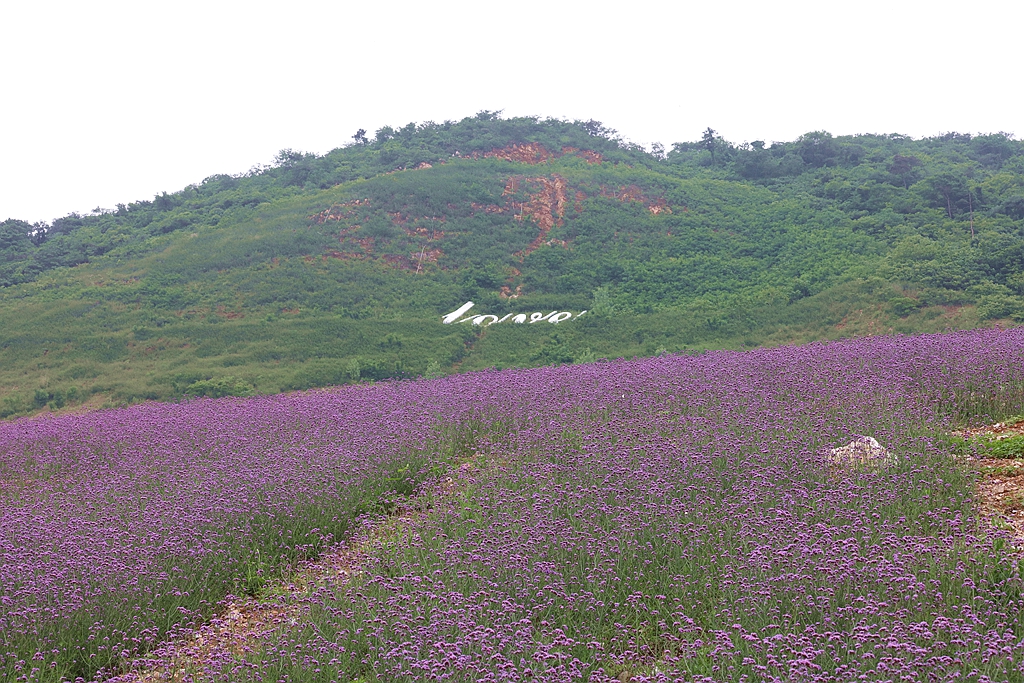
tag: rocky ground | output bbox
[962,418,1024,554]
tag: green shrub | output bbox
[977,294,1024,321]
[887,296,921,317]
[184,376,255,399]
[976,434,1024,459]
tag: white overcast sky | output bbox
[2,0,1020,224]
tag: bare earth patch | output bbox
[962,418,1024,556]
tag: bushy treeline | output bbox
[0,114,1021,414]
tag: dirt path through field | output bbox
[112,459,480,683]
[978,460,1024,547]
[959,419,1024,555]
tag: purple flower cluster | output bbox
[4,328,1024,682]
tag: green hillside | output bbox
[1,113,1022,416]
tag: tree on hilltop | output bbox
[702,127,717,165]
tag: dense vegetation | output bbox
[1,113,1022,414]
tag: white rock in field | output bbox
[828,436,897,473]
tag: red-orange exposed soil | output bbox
[470,202,507,215]
[480,142,554,164]
[472,143,603,166]
[648,200,672,215]
[597,184,673,215]
[416,248,442,263]
[506,175,569,259]
[309,199,370,225]
[561,147,603,164]
[499,285,523,299]
[388,212,445,239]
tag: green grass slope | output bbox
[1,114,1021,415]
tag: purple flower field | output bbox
[4,329,1024,682]
[0,382,497,681]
